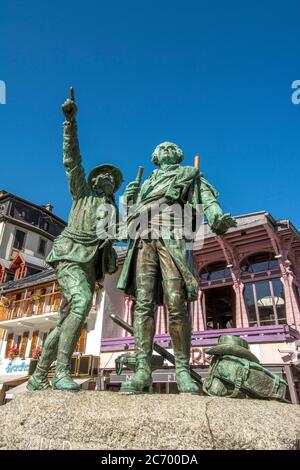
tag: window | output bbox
[42,221,50,232]
[38,238,47,256]
[16,335,22,347]
[271,278,286,324]
[27,267,41,276]
[20,208,28,219]
[5,271,14,282]
[205,286,235,329]
[200,262,231,282]
[244,284,256,325]
[244,278,286,326]
[241,252,279,274]
[11,201,39,225]
[13,229,26,251]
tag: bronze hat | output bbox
[88,164,123,192]
[206,335,260,364]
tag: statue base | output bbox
[0,391,299,450]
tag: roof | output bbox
[0,190,66,226]
[0,268,56,293]
[0,259,11,269]
[21,253,48,268]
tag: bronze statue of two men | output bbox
[27,90,236,394]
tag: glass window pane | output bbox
[241,252,279,274]
[259,305,275,325]
[200,271,209,280]
[200,262,231,281]
[38,238,47,255]
[244,284,257,326]
[210,269,226,280]
[13,230,25,250]
[252,261,269,273]
[271,278,286,323]
[255,280,274,325]
[268,259,279,270]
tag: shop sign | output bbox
[0,359,30,375]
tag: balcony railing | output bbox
[101,324,300,352]
[0,293,98,323]
[0,291,62,321]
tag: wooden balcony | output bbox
[0,291,62,322]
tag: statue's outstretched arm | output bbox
[61,91,88,199]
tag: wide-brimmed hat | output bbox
[206,335,260,363]
[88,164,123,192]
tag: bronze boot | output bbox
[121,274,156,394]
[121,360,153,394]
[169,319,199,394]
[27,327,61,391]
[52,314,83,391]
[164,279,200,394]
[27,365,51,391]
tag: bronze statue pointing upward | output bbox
[27,89,123,392]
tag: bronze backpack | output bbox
[203,354,289,403]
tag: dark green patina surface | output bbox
[27,90,122,392]
[117,142,236,394]
[203,335,289,402]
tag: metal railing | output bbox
[101,324,300,352]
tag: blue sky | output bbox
[1,1,299,226]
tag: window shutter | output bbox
[76,324,87,354]
[20,331,29,359]
[29,331,39,357]
[5,333,14,358]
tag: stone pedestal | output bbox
[0,391,299,450]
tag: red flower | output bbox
[31,346,42,359]
[8,345,19,360]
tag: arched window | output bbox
[240,252,279,274]
[200,261,231,282]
